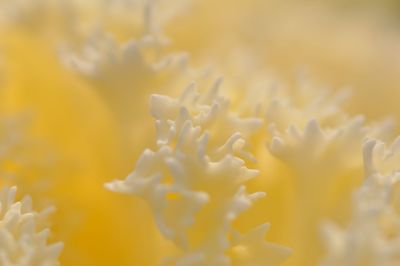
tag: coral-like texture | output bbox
[2,0,400,265]
[321,139,400,266]
[260,80,394,265]
[61,31,188,128]
[0,186,62,266]
[106,84,290,265]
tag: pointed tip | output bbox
[363,139,377,176]
[391,136,400,152]
[180,82,197,102]
[150,94,174,118]
[269,136,284,155]
[104,182,116,191]
[305,118,323,136]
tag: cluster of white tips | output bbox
[321,139,400,266]
[106,82,290,265]
[0,186,62,266]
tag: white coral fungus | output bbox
[0,186,63,266]
[106,82,290,265]
[321,138,400,266]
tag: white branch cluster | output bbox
[321,139,400,266]
[106,82,290,265]
[0,186,63,266]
